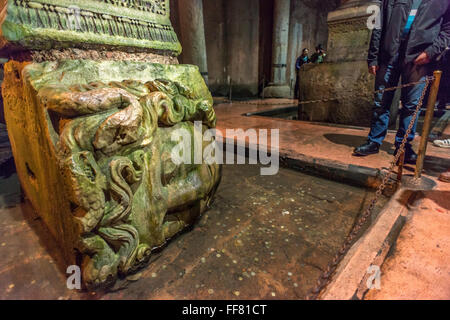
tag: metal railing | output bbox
[221,71,444,299]
[307,70,442,300]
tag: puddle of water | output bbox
[248,105,441,133]
[0,161,388,299]
[131,163,387,300]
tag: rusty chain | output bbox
[221,76,434,299]
[221,78,432,106]
[306,75,433,300]
[297,78,432,105]
[221,98,299,106]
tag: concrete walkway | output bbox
[215,100,450,186]
[215,99,450,300]
[0,162,386,299]
[0,98,449,299]
[365,180,450,300]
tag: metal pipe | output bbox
[414,70,442,178]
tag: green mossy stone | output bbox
[1,0,181,55]
[25,60,212,104]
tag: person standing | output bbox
[294,48,310,99]
[353,0,450,164]
[310,44,327,64]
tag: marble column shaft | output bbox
[178,0,209,84]
[271,0,291,85]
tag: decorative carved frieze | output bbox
[328,16,371,34]
[90,0,167,15]
[1,0,181,55]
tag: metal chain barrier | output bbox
[220,76,435,299]
[306,76,433,300]
[221,78,432,106]
[222,98,299,106]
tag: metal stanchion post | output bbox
[308,74,441,299]
[414,70,442,179]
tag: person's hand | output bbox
[368,65,379,75]
[414,52,431,65]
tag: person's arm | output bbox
[295,57,301,70]
[367,28,382,67]
[367,0,384,69]
[423,4,450,62]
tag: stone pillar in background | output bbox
[327,0,378,61]
[263,0,291,98]
[178,0,209,84]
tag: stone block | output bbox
[299,1,400,127]
[299,61,399,126]
[2,59,221,289]
[0,0,181,55]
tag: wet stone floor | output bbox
[0,161,388,299]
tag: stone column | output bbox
[178,0,209,84]
[1,0,220,290]
[263,0,291,98]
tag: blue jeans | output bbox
[368,55,432,147]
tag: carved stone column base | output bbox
[262,84,291,98]
[2,59,221,289]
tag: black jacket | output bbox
[368,0,450,66]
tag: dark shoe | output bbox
[353,141,380,156]
[394,144,417,165]
[439,170,450,183]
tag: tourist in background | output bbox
[294,48,310,99]
[353,0,450,165]
[310,44,326,64]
